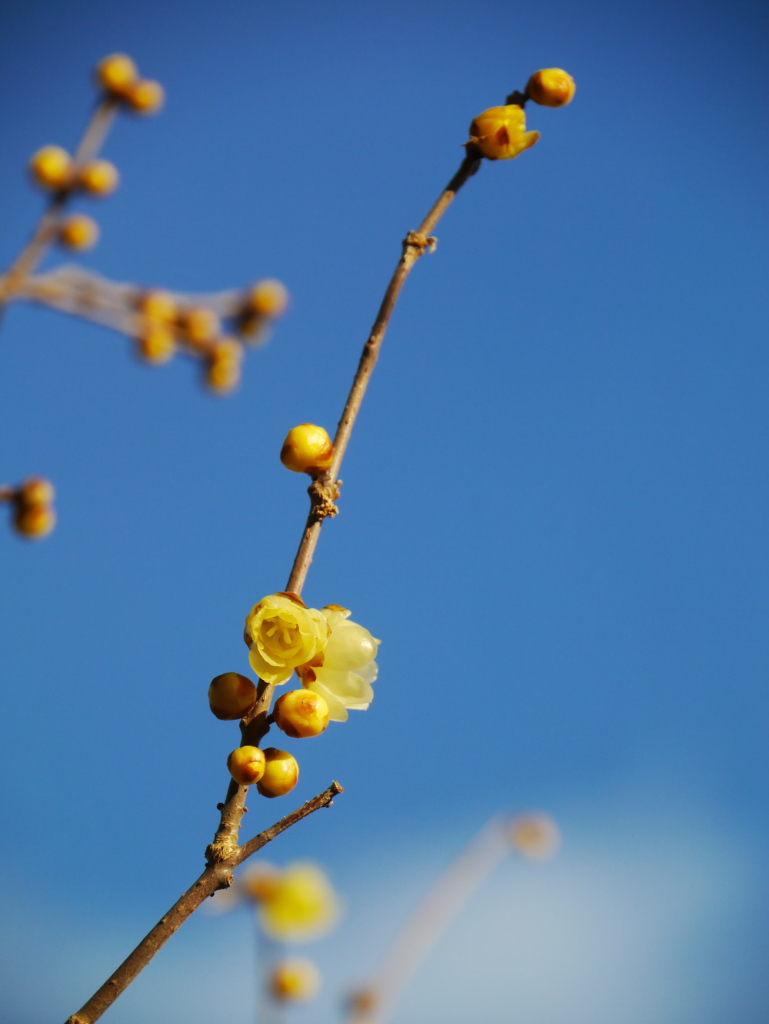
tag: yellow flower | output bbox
[467,105,540,161]
[297,605,379,722]
[245,592,330,686]
[255,861,340,942]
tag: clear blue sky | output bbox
[1,1,768,1022]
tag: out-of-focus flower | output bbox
[508,812,561,861]
[254,861,340,941]
[245,592,330,686]
[467,105,540,161]
[296,605,379,722]
[270,957,321,1002]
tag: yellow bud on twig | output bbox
[95,53,139,94]
[136,324,176,364]
[205,338,243,394]
[526,68,576,108]
[280,424,334,476]
[59,214,100,250]
[78,159,119,197]
[274,690,330,738]
[13,503,56,539]
[29,146,73,191]
[137,290,178,324]
[247,279,289,319]
[270,958,321,1003]
[124,79,165,116]
[180,307,221,348]
[18,477,55,507]
[467,106,540,161]
[227,745,267,786]
[257,748,299,798]
[208,672,257,720]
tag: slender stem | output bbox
[0,100,116,304]
[345,817,510,1024]
[285,151,481,594]
[64,782,342,1024]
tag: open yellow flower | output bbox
[245,593,330,686]
[250,861,340,942]
[297,605,379,721]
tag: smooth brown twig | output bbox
[63,782,342,1024]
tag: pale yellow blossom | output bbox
[245,592,330,686]
[297,605,379,722]
[250,861,340,942]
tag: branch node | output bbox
[403,230,437,256]
[308,477,341,523]
[205,837,240,865]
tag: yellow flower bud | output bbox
[137,290,178,324]
[208,671,257,720]
[29,146,73,191]
[467,105,540,161]
[123,79,165,115]
[180,306,221,348]
[78,159,119,197]
[247,279,289,319]
[274,689,329,738]
[280,424,334,476]
[136,324,176,364]
[257,747,299,798]
[18,477,55,507]
[95,53,139,94]
[59,213,100,251]
[227,745,267,786]
[508,812,561,861]
[13,503,56,539]
[205,338,243,394]
[526,68,576,108]
[270,958,321,1002]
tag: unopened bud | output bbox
[526,68,576,108]
[18,477,55,507]
[509,812,561,861]
[274,689,330,738]
[123,79,165,115]
[257,748,299,798]
[247,279,289,319]
[280,424,333,476]
[78,159,119,196]
[13,503,56,539]
[136,324,175,364]
[227,745,267,786]
[208,672,257,720]
[59,214,100,251]
[95,53,139,94]
[270,957,321,1003]
[467,105,540,161]
[29,146,73,191]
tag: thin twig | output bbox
[345,817,510,1024]
[64,782,342,1024]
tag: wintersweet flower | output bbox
[296,605,379,722]
[249,861,340,942]
[467,104,540,161]
[245,592,330,686]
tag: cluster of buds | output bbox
[467,67,575,161]
[132,281,288,393]
[95,53,165,115]
[29,146,119,199]
[209,592,378,797]
[0,477,56,539]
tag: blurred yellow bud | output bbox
[123,79,165,115]
[247,279,289,319]
[18,477,55,507]
[467,105,540,161]
[208,671,257,720]
[78,159,119,196]
[270,958,321,1002]
[280,424,334,476]
[180,306,221,348]
[245,592,330,687]
[59,213,100,251]
[257,862,339,940]
[256,747,299,798]
[509,812,561,861]
[240,862,283,901]
[137,290,179,324]
[526,68,576,108]
[205,338,243,394]
[136,324,175,364]
[13,503,56,539]
[95,53,139,94]
[227,745,267,786]
[29,146,73,190]
[274,689,330,738]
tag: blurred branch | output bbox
[64,782,342,1024]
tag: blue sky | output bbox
[1,1,768,1021]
